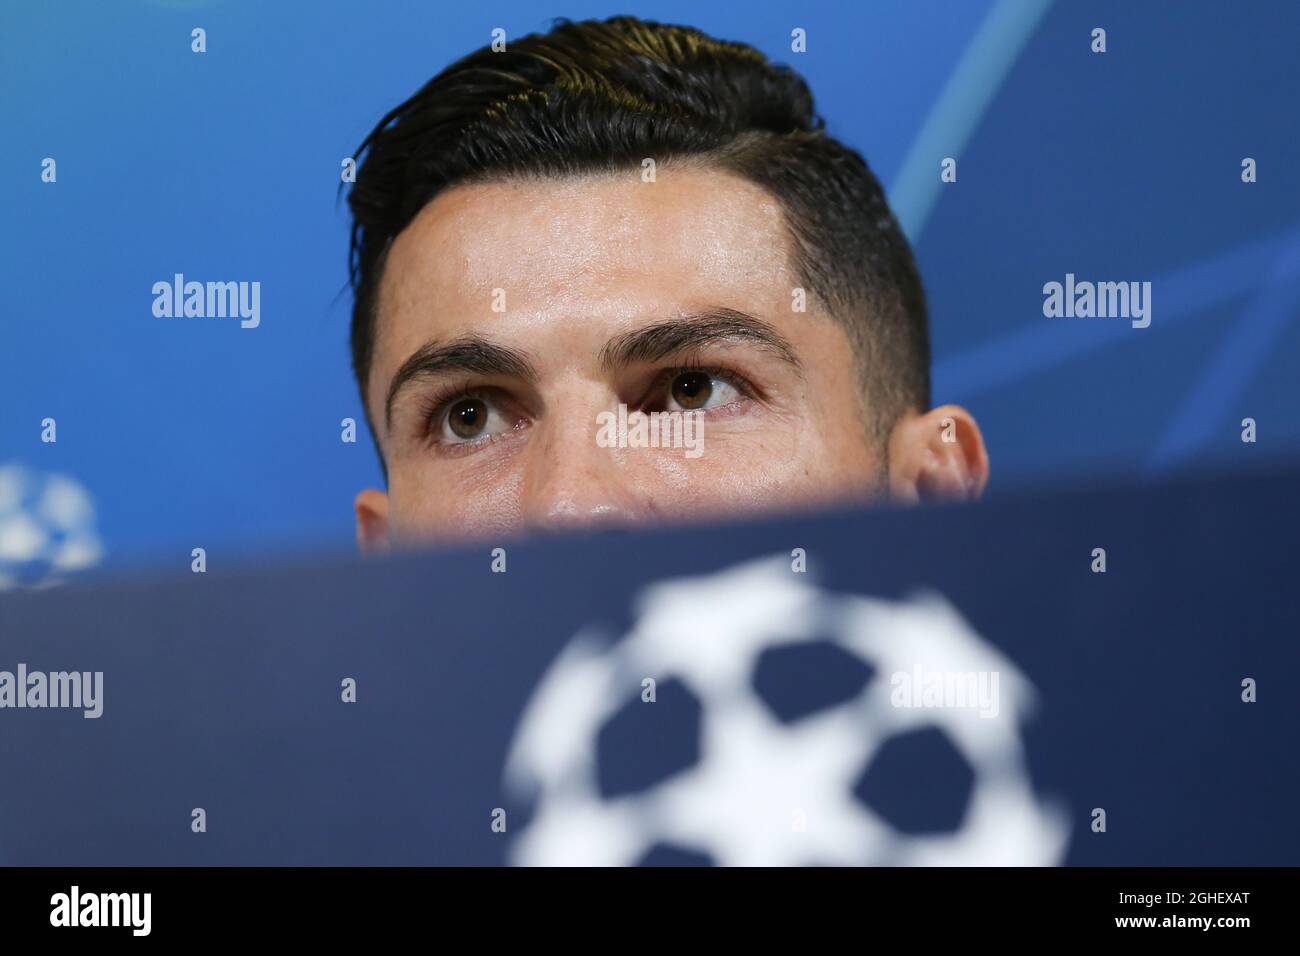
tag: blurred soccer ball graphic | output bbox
[0,464,103,590]
[506,556,1069,866]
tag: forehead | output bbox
[382,165,792,302]
[370,167,799,395]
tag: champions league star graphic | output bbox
[506,557,1069,867]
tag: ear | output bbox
[354,488,392,554]
[887,404,989,505]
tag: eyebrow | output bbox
[384,335,537,430]
[599,309,803,375]
[383,308,802,430]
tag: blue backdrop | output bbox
[3,0,1298,576]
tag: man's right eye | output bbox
[433,393,518,445]
[446,397,488,440]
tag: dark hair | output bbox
[346,15,929,452]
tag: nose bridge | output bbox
[521,392,638,530]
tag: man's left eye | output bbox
[664,370,740,411]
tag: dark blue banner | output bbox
[1,467,1295,867]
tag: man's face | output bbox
[361,166,891,545]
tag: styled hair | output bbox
[346,15,929,453]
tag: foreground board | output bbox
[0,467,1297,866]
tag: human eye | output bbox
[646,366,754,413]
[423,387,525,451]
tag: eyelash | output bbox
[416,364,760,449]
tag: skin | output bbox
[355,165,988,550]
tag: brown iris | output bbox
[448,398,488,439]
[671,371,712,409]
